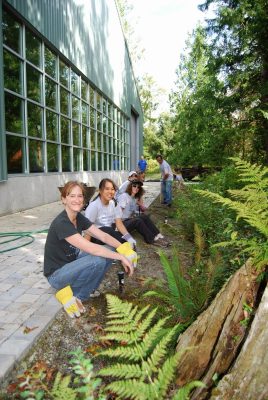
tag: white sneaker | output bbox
[154,233,164,241]
[90,290,101,298]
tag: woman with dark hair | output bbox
[117,180,167,246]
[84,178,136,248]
[44,181,136,318]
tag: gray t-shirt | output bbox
[44,210,92,277]
[117,192,137,219]
[159,160,173,181]
[84,197,122,227]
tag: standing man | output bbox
[156,154,173,207]
[137,155,147,173]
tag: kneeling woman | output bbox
[117,181,165,245]
[44,181,136,318]
[85,178,137,249]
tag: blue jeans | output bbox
[161,180,172,205]
[47,252,112,301]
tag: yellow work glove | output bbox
[55,285,81,318]
[116,242,138,268]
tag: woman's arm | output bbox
[65,232,134,275]
[114,218,128,235]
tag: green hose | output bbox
[0,229,48,253]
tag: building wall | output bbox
[0,0,143,215]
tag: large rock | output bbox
[175,261,261,399]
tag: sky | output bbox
[129,0,212,111]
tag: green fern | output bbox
[97,294,204,399]
[196,157,268,270]
[50,373,76,400]
[143,245,218,322]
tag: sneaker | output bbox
[90,290,101,298]
[154,233,165,241]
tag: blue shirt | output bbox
[138,159,147,172]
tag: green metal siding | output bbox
[4,0,143,122]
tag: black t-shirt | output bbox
[44,210,92,277]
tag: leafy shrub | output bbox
[196,157,268,271]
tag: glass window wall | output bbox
[2,7,130,174]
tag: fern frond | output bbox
[194,223,205,264]
[98,363,142,379]
[105,379,153,400]
[156,352,182,398]
[140,326,179,379]
[51,372,76,400]
[171,380,206,400]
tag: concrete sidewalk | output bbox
[0,181,160,383]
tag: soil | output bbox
[1,192,194,397]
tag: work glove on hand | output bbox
[116,241,138,269]
[55,285,81,318]
[122,233,137,250]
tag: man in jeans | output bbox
[156,154,173,207]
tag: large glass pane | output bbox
[5,93,23,134]
[97,132,102,151]
[45,77,57,110]
[108,119,112,135]
[6,135,24,173]
[96,93,101,110]
[97,112,102,131]
[72,95,80,121]
[29,139,44,172]
[47,143,59,172]
[59,59,69,87]
[82,126,88,147]
[73,147,81,171]
[81,79,88,101]
[89,86,94,106]
[90,107,95,127]
[26,28,41,67]
[102,99,106,114]
[108,102,112,118]
[91,129,96,150]
[61,117,70,144]
[103,153,108,171]
[45,46,56,79]
[72,122,80,146]
[91,151,96,171]
[3,50,22,94]
[2,10,21,54]
[61,145,71,172]
[27,65,41,102]
[108,136,113,153]
[113,123,117,139]
[97,152,102,170]
[113,156,119,170]
[71,70,79,96]
[83,149,90,171]
[82,102,88,125]
[46,110,58,141]
[27,102,42,138]
[60,87,69,115]
[103,135,107,152]
[103,115,107,133]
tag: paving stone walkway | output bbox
[0,181,160,383]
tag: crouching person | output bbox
[43,181,137,318]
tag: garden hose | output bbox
[0,229,48,253]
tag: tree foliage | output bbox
[170,0,268,167]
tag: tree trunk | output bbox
[175,260,262,399]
